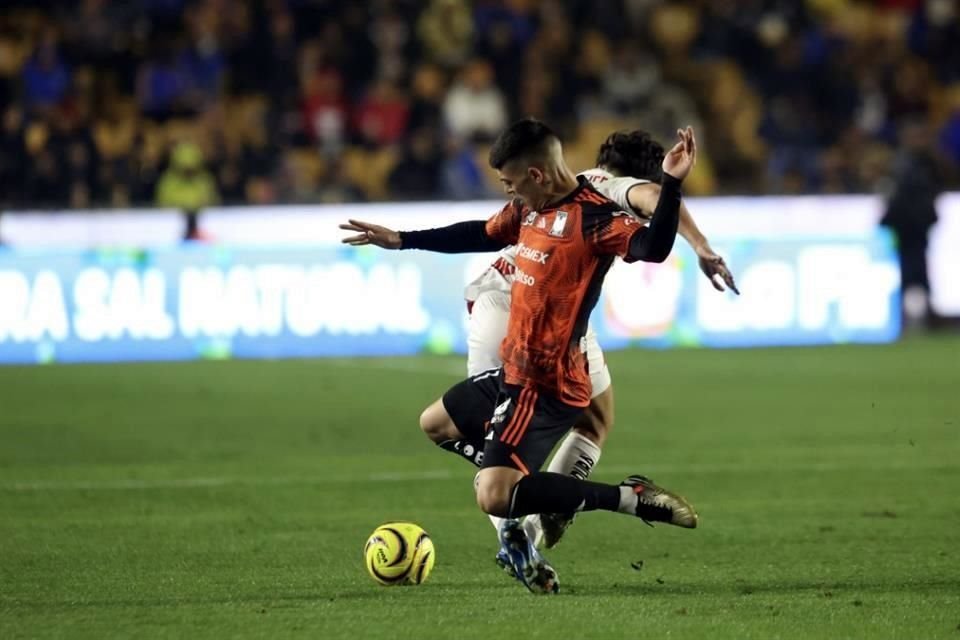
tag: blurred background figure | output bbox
[155,141,219,239]
[881,120,943,329]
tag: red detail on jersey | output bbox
[492,256,516,278]
[510,452,531,476]
[501,387,536,445]
[577,190,607,205]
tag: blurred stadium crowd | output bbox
[0,0,958,210]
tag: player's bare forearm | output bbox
[625,175,681,263]
[629,185,709,255]
[678,202,711,254]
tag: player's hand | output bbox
[697,247,740,295]
[662,126,697,182]
[340,219,402,249]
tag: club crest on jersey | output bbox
[523,211,538,226]
[550,211,568,236]
[491,397,512,424]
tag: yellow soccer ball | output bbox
[363,522,436,586]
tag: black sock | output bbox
[508,472,621,518]
[437,439,485,467]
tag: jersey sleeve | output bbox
[485,199,524,245]
[584,211,648,263]
[593,176,650,213]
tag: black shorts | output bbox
[442,368,584,474]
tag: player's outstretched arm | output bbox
[627,188,739,294]
[340,219,507,253]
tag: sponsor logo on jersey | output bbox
[550,211,568,236]
[523,211,538,226]
[514,267,536,286]
[516,242,550,264]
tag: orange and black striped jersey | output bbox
[485,176,652,407]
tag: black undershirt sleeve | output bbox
[398,220,507,254]
[626,175,682,263]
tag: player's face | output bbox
[497,161,548,207]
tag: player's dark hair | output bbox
[488,118,560,169]
[596,130,664,183]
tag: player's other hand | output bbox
[662,126,697,182]
[696,246,740,295]
[340,219,402,249]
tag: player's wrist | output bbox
[694,241,712,257]
[661,173,684,187]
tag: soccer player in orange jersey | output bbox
[342,119,699,594]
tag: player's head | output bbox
[595,130,664,183]
[488,118,565,206]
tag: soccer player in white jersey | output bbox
[465,130,739,549]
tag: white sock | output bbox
[489,511,542,548]
[547,431,602,479]
[522,516,542,548]
[618,486,638,514]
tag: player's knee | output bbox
[474,483,510,517]
[419,401,459,444]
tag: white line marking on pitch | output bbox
[2,460,952,492]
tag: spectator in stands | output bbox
[0,106,25,206]
[22,28,71,109]
[301,57,348,156]
[941,98,960,167]
[387,127,442,200]
[407,64,447,133]
[473,0,537,99]
[317,161,366,204]
[443,59,507,143]
[137,41,191,120]
[63,0,135,77]
[353,78,410,148]
[180,3,226,108]
[418,0,474,69]
[442,137,490,200]
[602,42,661,116]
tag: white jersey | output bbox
[464,168,651,302]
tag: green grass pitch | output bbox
[1,337,959,639]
